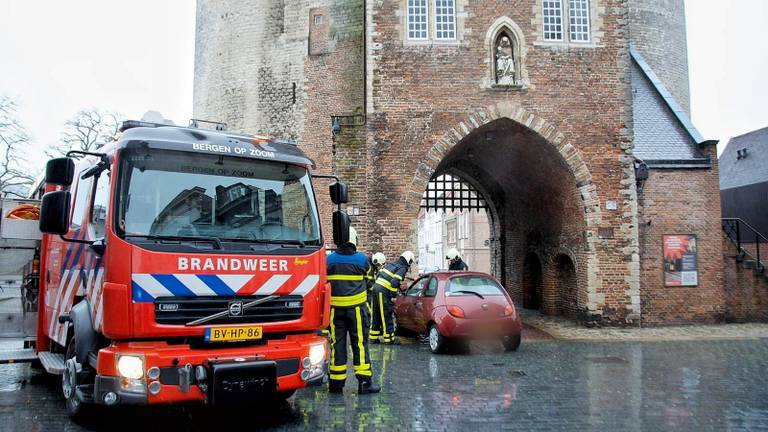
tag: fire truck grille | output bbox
[154,295,304,325]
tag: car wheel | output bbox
[428,324,446,354]
[275,389,296,400]
[503,333,521,352]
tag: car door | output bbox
[395,277,428,331]
[413,277,438,332]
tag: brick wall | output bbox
[637,145,725,324]
[723,236,768,322]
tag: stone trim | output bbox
[405,102,609,314]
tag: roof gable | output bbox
[719,127,768,189]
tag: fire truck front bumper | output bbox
[91,333,328,406]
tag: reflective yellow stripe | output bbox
[330,291,367,307]
[355,306,367,368]
[354,363,371,371]
[382,268,403,280]
[329,308,337,365]
[378,292,388,337]
[375,278,398,293]
[355,369,372,377]
[330,364,347,372]
[330,373,346,380]
[327,274,365,281]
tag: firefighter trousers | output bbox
[329,304,372,385]
[371,288,396,343]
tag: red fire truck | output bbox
[8,120,351,416]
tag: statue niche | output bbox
[494,33,516,86]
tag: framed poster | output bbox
[663,234,698,287]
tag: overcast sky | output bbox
[1,0,766,173]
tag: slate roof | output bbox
[719,127,768,190]
[630,46,711,166]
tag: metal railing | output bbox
[722,218,767,271]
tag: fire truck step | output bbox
[0,348,38,364]
[38,351,66,375]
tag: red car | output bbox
[394,272,522,353]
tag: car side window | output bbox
[423,277,438,297]
[91,170,111,239]
[406,279,427,297]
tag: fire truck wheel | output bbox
[62,339,89,419]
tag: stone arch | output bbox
[405,102,605,313]
[485,17,529,88]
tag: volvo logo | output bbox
[228,301,243,317]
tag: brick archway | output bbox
[405,102,606,314]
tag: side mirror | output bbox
[45,158,75,187]
[39,191,71,235]
[329,182,349,205]
[332,211,350,246]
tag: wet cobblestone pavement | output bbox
[2,337,768,431]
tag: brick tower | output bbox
[193,1,729,326]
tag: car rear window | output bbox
[446,276,505,296]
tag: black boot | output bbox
[358,378,381,395]
[329,381,344,394]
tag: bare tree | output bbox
[0,96,36,198]
[47,108,122,158]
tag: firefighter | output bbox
[326,226,380,395]
[371,251,414,344]
[446,248,468,271]
[367,252,386,339]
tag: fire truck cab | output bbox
[34,120,350,416]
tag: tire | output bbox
[428,324,447,354]
[62,339,86,419]
[503,333,521,352]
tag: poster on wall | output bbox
[663,234,698,287]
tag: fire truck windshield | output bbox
[116,148,321,247]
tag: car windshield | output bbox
[116,148,321,245]
[446,276,505,296]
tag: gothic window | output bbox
[543,0,564,41]
[407,0,429,40]
[494,31,516,85]
[434,0,456,40]
[569,0,590,42]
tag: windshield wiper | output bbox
[451,290,485,299]
[127,234,223,250]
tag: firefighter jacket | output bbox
[449,258,468,271]
[373,257,410,296]
[327,244,372,308]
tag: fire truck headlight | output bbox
[117,355,145,380]
[309,343,326,366]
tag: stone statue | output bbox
[495,36,515,85]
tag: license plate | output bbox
[205,326,263,342]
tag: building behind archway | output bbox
[193,0,736,325]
